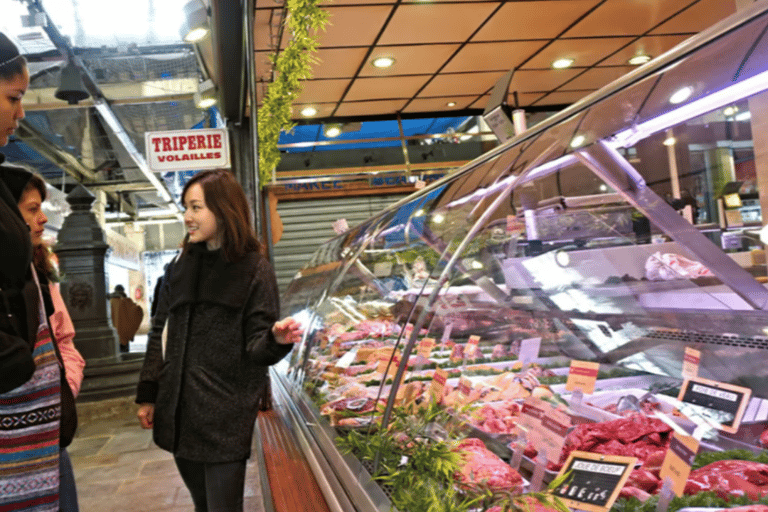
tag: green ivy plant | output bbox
[256,0,329,186]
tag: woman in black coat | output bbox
[136,169,301,512]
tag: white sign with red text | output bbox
[145,129,230,172]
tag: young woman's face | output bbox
[0,67,29,147]
[18,186,47,246]
[183,182,221,250]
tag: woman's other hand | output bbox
[272,317,303,345]
[137,404,155,429]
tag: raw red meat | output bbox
[453,438,524,493]
[626,468,661,493]
[761,429,768,448]
[619,486,652,502]
[685,460,768,500]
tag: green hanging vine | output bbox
[257,0,329,187]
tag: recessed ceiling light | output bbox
[735,111,751,121]
[446,101,456,107]
[552,58,575,69]
[324,125,341,138]
[669,86,693,104]
[372,56,395,69]
[300,106,317,117]
[570,135,585,148]
[184,27,209,43]
[723,106,737,117]
[432,213,445,224]
[663,136,676,146]
[628,54,651,66]
[197,97,216,109]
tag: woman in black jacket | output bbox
[0,33,63,511]
[136,169,301,512]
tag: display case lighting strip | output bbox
[611,69,768,148]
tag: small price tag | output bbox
[418,338,436,359]
[414,179,426,190]
[659,433,700,497]
[517,396,549,439]
[566,360,600,395]
[539,408,571,463]
[441,323,453,346]
[458,376,473,398]
[682,347,701,379]
[553,452,637,512]
[449,344,464,364]
[677,376,752,434]
[330,339,341,357]
[507,214,525,234]
[466,335,481,358]
[332,218,349,234]
[334,347,358,369]
[519,337,541,366]
[430,368,448,400]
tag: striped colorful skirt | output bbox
[0,326,61,512]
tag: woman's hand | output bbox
[137,403,155,429]
[272,317,303,345]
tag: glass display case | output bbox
[270,4,768,511]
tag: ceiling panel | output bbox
[360,44,461,77]
[334,99,409,117]
[295,79,352,103]
[564,0,698,37]
[600,34,690,66]
[419,71,503,98]
[442,41,548,73]
[522,37,635,69]
[315,5,392,47]
[472,0,602,42]
[291,103,337,118]
[533,90,592,106]
[404,97,478,114]
[468,92,545,110]
[377,3,499,45]
[508,69,582,93]
[562,66,636,91]
[650,0,737,35]
[311,48,370,79]
[345,75,431,101]
[254,9,281,51]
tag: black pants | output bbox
[174,456,247,512]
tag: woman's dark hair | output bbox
[181,169,261,262]
[21,175,57,281]
[0,55,26,81]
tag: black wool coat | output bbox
[136,244,292,462]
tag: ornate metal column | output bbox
[55,184,119,360]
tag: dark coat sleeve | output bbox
[243,257,292,365]
[136,262,172,404]
[0,330,34,393]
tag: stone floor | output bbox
[69,396,266,512]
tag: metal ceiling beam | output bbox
[24,0,180,217]
[209,0,245,124]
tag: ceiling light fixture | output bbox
[735,111,751,121]
[372,56,395,69]
[669,86,693,104]
[570,134,586,148]
[180,0,210,43]
[663,136,676,146]
[194,79,216,109]
[324,124,342,138]
[447,101,456,107]
[628,54,652,66]
[552,57,575,69]
[301,106,317,117]
[723,106,738,117]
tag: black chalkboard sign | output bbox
[554,451,636,512]
[677,377,751,434]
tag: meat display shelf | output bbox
[273,4,768,509]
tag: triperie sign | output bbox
[145,128,230,172]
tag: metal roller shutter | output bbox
[273,195,403,294]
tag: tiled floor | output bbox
[69,396,266,512]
